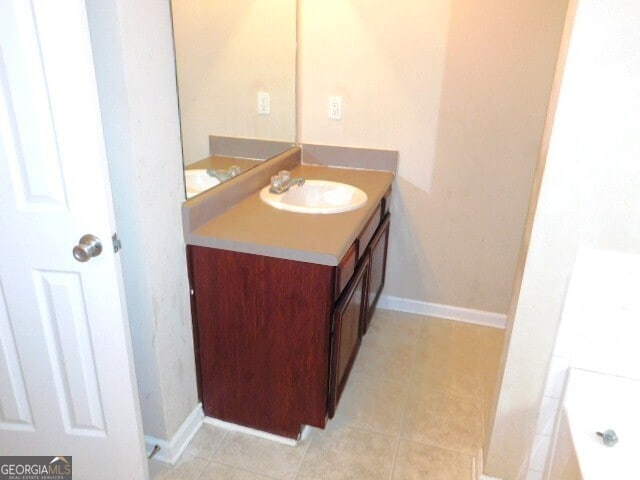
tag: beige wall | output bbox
[172,0,297,165]
[298,0,568,313]
[485,0,640,477]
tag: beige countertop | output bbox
[185,165,394,266]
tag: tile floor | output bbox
[149,309,504,480]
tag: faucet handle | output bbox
[271,175,284,188]
[271,170,291,188]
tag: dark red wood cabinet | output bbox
[364,214,390,333]
[187,192,391,439]
[328,255,369,418]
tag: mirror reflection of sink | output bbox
[185,169,221,199]
[260,180,368,214]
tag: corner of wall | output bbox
[86,0,198,442]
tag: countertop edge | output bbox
[185,234,339,266]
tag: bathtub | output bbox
[547,368,640,479]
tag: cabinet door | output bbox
[328,256,369,418]
[364,214,390,333]
[190,246,334,438]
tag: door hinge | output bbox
[112,233,122,254]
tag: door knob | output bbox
[73,234,103,262]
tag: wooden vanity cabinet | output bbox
[189,247,334,438]
[187,193,392,438]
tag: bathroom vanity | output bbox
[183,148,394,439]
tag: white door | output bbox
[0,1,147,478]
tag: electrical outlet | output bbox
[258,92,271,115]
[328,96,342,120]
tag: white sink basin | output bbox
[260,180,367,214]
[185,169,220,199]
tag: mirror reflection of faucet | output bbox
[269,170,305,194]
[207,165,241,182]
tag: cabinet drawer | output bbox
[357,203,382,259]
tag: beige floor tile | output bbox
[413,346,484,400]
[478,327,503,446]
[482,359,502,400]
[483,342,501,368]
[148,459,171,479]
[351,320,418,384]
[213,431,309,480]
[483,342,501,372]
[296,425,396,480]
[483,368,499,407]
[482,401,494,446]
[417,315,456,331]
[332,370,410,435]
[198,461,275,480]
[419,320,483,359]
[401,388,484,455]
[416,321,486,396]
[391,440,475,480]
[185,424,228,459]
[368,309,426,340]
[481,326,504,407]
[482,326,505,359]
[155,454,209,480]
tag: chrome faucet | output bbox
[269,170,305,194]
[207,165,241,182]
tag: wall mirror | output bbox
[171,0,297,198]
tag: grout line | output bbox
[209,429,311,480]
[387,434,402,480]
[397,321,490,461]
[211,429,230,458]
[396,433,479,458]
[341,423,401,440]
[188,429,232,480]
[197,457,218,480]
[351,367,413,389]
[471,455,478,480]
[189,455,214,480]
[291,428,315,480]
[409,380,486,404]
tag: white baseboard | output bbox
[378,295,507,329]
[145,403,204,465]
[480,476,504,480]
[204,416,308,447]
